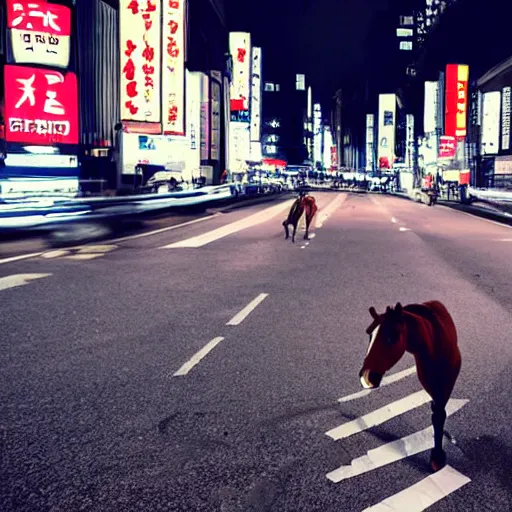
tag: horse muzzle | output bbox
[359,369,383,389]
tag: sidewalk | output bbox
[390,189,512,227]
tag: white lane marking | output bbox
[110,213,222,243]
[327,390,432,441]
[0,252,44,265]
[338,366,417,403]
[399,227,411,232]
[65,254,104,261]
[301,246,306,249]
[0,273,52,291]
[173,337,225,377]
[316,194,347,228]
[438,205,512,230]
[226,293,269,326]
[493,238,512,241]
[41,250,70,259]
[326,398,469,483]
[391,217,397,223]
[162,201,295,248]
[362,465,471,512]
[309,233,316,239]
[77,245,117,253]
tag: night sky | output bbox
[226,0,392,105]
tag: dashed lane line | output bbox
[316,194,348,228]
[173,337,225,377]
[0,252,44,265]
[226,293,269,326]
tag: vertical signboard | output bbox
[4,65,79,144]
[481,91,501,155]
[445,64,469,138]
[378,94,396,168]
[120,0,162,125]
[424,81,438,133]
[186,71,201,178]
[229,32,251,113]
[406,114,414,169]
[502,86,511,151]
[162,0,186,135]
[250,47,262,142]
[229,122,250,171]
[313,104,322,165]
[224,75,231,170]
[296,74,305,91]
[6,0,71,69]
[366,114,374,172]
[200,73,210,161]
[210,71,221,161]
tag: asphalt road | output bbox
[1,191,512,511]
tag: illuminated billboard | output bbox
[120,0,162,124]
[481,91,501,155]
[4,65,79,145]
[229,32,251,113]
[210,71,221,161]
[250,47,262,142]
[162,0,186,135]
[378,94,396,168]
[424,81,439,133]
[229,121,250,171]
[366,114,374,171]
[313,104,322,165]
[502,87,511,151]
[7,0,71,69]
[445,64,469,138]
[296,74,305,91]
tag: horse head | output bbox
[359,303,407,389]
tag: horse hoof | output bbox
[429,449,447,472]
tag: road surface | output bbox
[1,191,512,511]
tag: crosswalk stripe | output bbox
[327,390,432,441]
[326,398,469,483]
[338,366,417,403]
[161,200,295,248]
[0,273,52,292]
[77,245,117,253]
[65,254,105,261]
[362,465,471,512]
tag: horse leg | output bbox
[292,221,298,243]
[430,401,448,472]
[304,213,312,240]
[283,220,289,239]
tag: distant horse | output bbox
[359,301,462,472]
[283,194,318,243]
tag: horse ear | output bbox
[369,307,378,319]
[395,302,403,316]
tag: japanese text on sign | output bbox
[120,0,162,123]
[4,65,78,144]
[162,0,186,135]
[229,32,251,112]
[502,87,511,151]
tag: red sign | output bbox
[445,64,469,138]
[7,0,71,35]
[4,65,79,144]
[379,156,391,169]
[439,135,456,159]
[331,146,338,168]
[7,0,72,69]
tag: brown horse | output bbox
[283,194,318,242]
[359,301,461,472]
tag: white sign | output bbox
[378,94,396,165]
[481,91,501,155]
[296,74,305,91]
[200,73,210,161]
[502,87,511,151]
[210,73,221,161]
[229,121,250,171]
[406,114,414,170]
[424,81,438,133]
[313,104,322,165]
[229,32,251,112]
[366,114,374,171]
[11,29,70,69]
[5,153,78,168]
[162,0,186,135]
[250,47,262,142]
[119,0,162,123]
[187,71,201,178]
[323,128,333,168]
